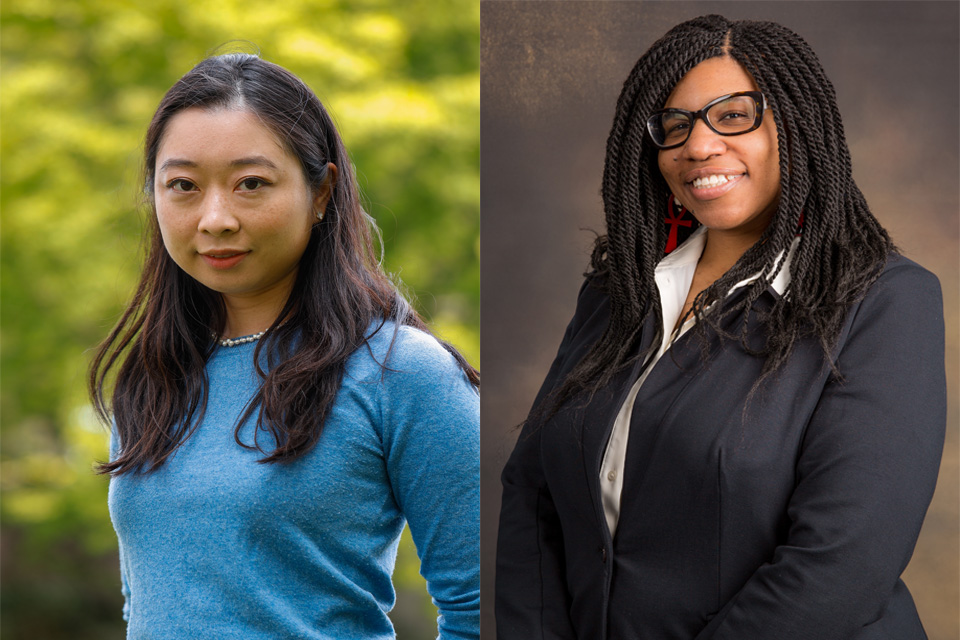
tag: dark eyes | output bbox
[237,177,268,191]
[165,177,270,193]
[168,178,197,192]
[717,110,750,121]
[666,110,747,131]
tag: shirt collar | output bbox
[656,226,798,297]
[731,236,798,297]
[656,225,707,271]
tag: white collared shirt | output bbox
[599,227,797,537]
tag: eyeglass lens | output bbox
[654,95,759,147]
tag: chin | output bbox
[692,213,749,231]
[693,206,772,234]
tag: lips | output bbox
[199,250,250,270]
[684,169,745,201]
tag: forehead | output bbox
[663,57,759,109]
[155,107,292,168]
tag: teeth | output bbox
[692,174,733,189]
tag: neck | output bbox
[700,229,755,273]
[220,290,290,339]
[217,267,301,339]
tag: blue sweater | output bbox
[108,323,480,639]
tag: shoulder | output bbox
[358,321,479,447]
[838,253,944,356]
[564,273,614,339]
[367,320,467,374]
[870,253,941,295]
[853,254,942,321]
[350,319,476,390]
[579,270,611,308]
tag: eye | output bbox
[661,113,690,135]
[718,110,750,121]
[167,178,197,192]
[237,177,269,192]
[661,115,690,143]
[708,96,758,132]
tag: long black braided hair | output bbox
[548,15,893,414]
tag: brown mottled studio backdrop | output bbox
[480,2,959,639]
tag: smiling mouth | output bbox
[689,173,744,189]
[685,173,745,200]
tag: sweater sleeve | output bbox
[378,328,480,640]
[118,536,132,622]
[695,260,946,639]
[108,428,132,622]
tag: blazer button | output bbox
[600,547,607,563]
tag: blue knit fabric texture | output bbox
[109,322,480,639]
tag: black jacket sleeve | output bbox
[695,259,946,639]
[496,278,602,640]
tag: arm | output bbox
[496,414,577,640]
[696,261,946,639]
[380,329,480,640]
[118,537,132,622]
[496,279,601,639]
[108,428,132,622]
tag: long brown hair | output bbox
[90,53,478,474]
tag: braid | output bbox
[544,15,893,416]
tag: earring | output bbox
[316,209,325,221]
[664,194,694,255]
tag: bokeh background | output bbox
[481,2,958,639]
[0,1,478,638]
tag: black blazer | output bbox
[496,255,945,640]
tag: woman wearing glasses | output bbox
[496,15,944,640]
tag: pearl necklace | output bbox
[216,329,267,347]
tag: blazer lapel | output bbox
[580,310,661,539]
[617,286,777,510]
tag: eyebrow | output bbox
[158,155,280,172]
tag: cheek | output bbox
[277,201,314,237]
[154,209,173,244]
[657,153,686,204]
[154,207,189,256]
[657,153,671,182]
[267,202,315,256]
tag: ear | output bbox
[313,162,338,217]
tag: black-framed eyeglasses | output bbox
[646,91,769,150]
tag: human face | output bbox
[657,57,781,240]
[154,107,328,312]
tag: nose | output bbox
[197,190,239,236]
[680,118,726,160]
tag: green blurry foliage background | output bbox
[0,1,479,638]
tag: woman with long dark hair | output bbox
[496,15,944,639]
[90,53,479,639]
